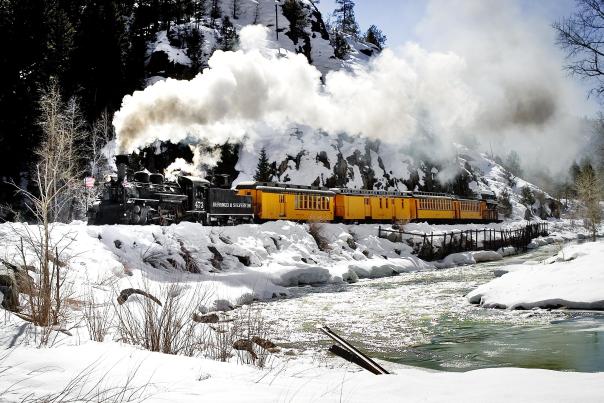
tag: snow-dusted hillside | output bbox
[136,0,557,221]
[145,0,366,83]
[235,134,556,220]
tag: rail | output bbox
[378,222,549,260]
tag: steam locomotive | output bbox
[88,155,254,225]
[88,156,500,226]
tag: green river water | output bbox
[257,243,604,372]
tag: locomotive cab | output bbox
[177,176,210,215]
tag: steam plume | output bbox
[113,2,594,176]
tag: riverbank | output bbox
[1,219,603,401]
[467,240,604,310]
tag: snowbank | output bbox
[0,221,438,315]
[434,250,503,269]
[468,241,604,309]
[0,341,603,403]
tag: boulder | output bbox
[0,263,19,311]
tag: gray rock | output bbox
[0,263,19,311]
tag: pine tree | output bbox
[332,31,350,59]
[210,0,221,27]
[193,0,208,26]
[364,25,386,50]
[520,186,535,206]
[333,0,359,37]
[254,147,272,182]
[498,188,513,218]
[282,0,309,43]
[187,27,204,72]
[219,16,238,51]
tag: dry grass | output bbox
[114,283,204,356]
[307,221,330,252]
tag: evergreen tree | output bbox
[333,0,359,37]
[254,147,272,182]
[282,0,309,43]
[210,0,221,27]
[193,0,208,26]
[498,188,513,218]
[219,16,238,51]
[332,31,350,59]
[520,185,536,206]
[504,150,523,178]
[364,25,386,50]
[186,27,204,72]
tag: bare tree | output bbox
[90,109,114,180]
[576,167,603,240]
[554,0,604,98]
[33,79,87,223]
[7,79,84,344]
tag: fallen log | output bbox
[117,288,162,306]
[320,326,389,375]
[233,339,258,360]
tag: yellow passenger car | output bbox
[458,199,482,221]
[333,189,414,222]
[415,197,456,221]
[235,182,334,221]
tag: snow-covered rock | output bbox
[467,241,604,310]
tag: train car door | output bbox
[279,194,286,217]
[364,197,371,219]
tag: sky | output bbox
[316,0,599,117]
[316,0,577,48]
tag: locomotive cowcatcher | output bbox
[87,155,253,225]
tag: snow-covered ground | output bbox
[1,340,603,402]
[1,218,603,401]
[468,240,604,310]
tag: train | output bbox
[87,156,500,225]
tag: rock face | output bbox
[0,263,19,311]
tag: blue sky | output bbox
[316,0,577,47]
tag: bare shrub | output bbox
[233,305,275,368]
[207,320,235,362]
[308,221,330,252]
[114,283,211,356]
[204,305,274,368]
[576,168,603,241]
[3,80,85,345]
[177,239,200,273]
[392,218,410,230]
[12,227,76,346]
[82,291,112,342]
[20,358,152,403]
[141,245,173,271]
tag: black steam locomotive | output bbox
[88,155,253,225]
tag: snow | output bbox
[434,250,503,269]
[148,31,193,66]
[1,218,604,401]
[1,339,603,402]
[467,241,604,310]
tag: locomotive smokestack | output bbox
[115,155,129,183]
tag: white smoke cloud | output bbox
[114,25,473,156]
[113,4,595,178]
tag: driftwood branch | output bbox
[117,288,162,306]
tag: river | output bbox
[256,243,604,372]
